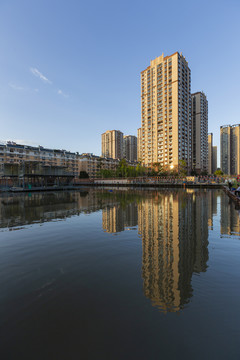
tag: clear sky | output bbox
[1,0,240,162]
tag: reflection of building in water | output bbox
[124,203,138,228]
[139,192,181,312]
[102,206,125,233]
[207,189,219,229]
[0,189,112,229]
[191,191,209,274]
[138,190,209,313]
[102,202,138,233]
[220,193,240,236]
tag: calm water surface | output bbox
[0,188,240,359]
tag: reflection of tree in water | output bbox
[139,190,211,313]
[0,188,145,230]
[0,191,83,228]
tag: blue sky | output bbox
[1,0,240,162]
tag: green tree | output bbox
[116,159,128,177]
[136,162,146,177]
[214,169,223,176]
[179,159,187,176]
[97,169,115,178]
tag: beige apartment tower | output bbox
[220,124,240,175]
[140,52,192,171]
[137,128,142,161]
[101,130,123,159]
[192,92,208,173]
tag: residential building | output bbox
[137,128,142,161]
[220,125,231,174]
[220,124,240,175]
[78,153,119,178]
[208,133,213,174]
[192,92,208,173]
[123,135,137,162]
[0,141,79,178]
[212,146,217,174]
[0,142,137,182]
[78,153,137,178]
[140,52,192,172]
[101,130,123,159]
[230,124,240,175]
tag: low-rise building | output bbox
[78,153,137,178]
[0,141,79,178]
[78,153,120,178]
[0,142,139,183]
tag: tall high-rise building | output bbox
[137,128,142,161]
[220,124,240,175]
[140,52,192,172]
[230,125,240,175]
[212,146,217,173]
[101,130,123,159]
[123,135,137,162]
[192,92,208,173]
[220,125,231,174]
[208,133,213,174]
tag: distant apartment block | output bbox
[123,135,137,162]
[139,52,192,172]
[208,134,218,174]
[212,146,217,173]
[208,133,213,174]
[78,153,120,178]
[137,128,142,161]
[78,153,137,178]
[220,126,231,174]
[192,92,208,173]
[220,124,240,175]
[101,130,123,159]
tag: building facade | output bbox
[0,142,137,181]
[123,135,137,162]
[140,52,192,172]
[212,146,217,174]
[78,153,137,178]
[101,130,123,159]
[137,128,142,161]
[230,125,240,175]
[192,92,208,173]
[220,124,240,175]
[208,133,213,174]
[0,141,79,178]
[78,153,120,178]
